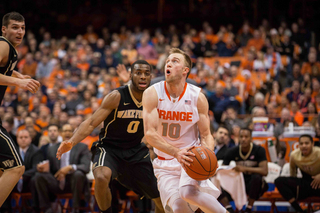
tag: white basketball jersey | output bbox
[152,81,201,159]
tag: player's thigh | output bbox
[118,151,159,199]
[92,146,119,180]
[0,126,23,171]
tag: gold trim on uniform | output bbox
[128,84,142,108]
[0,129,22,167]
[101,108,118,141]
[239,143,253,160]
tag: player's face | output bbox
[165,53,188,83]
[17,130,32,149]
[131,64,151,91]
[299,136,313,156]
[2,20,25,47]
[239,130,252,149]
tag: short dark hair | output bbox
[239,127,252,136]
[47,123,59,130]
[216,125,229,133]
[2,12,24,27]
[169,48,192,78]
[299,134,313,143]
[131,60,152,73]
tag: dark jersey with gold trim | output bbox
[0,36,18,104]
[99,85,144,149]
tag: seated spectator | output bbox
[301,52,320,75]
[265,46,283,78]
[286,63,303,87]
[222,107,244,134]
[246,29,265,51]
[223,128,268,213]
[33,124,91,213]
[275,135,320,213]
[290,101,304,126]
[299,87,312,111]
[213,125,233,160]
[300,73,312,93]
[274,108,297,138]
[21,53,38,78]
[264,80,282,106]
[137,36,158,59]
[236,23,253,47]
[287,80,302,102]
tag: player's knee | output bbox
[94,169,111,185]
[179,186,196,202]
[9,165,25,177]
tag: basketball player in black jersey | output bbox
[57,60,164,213]
[0,12,40,207]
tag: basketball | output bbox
[185,146,218,181]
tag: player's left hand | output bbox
[233,165,247,173]
[56,141,73,160]
[174,146,195,170]
[311,174,320,189]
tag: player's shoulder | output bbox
[290,148,300,159]
[102,89,121,106]
[0,39,10,56]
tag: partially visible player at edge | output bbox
[56,60,164,213]
[0,12,40,207]
[142,48,228,213]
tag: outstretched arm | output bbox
[0,42,40,93]
[142,87,195,168]
[197,92,215,151]
[57,90,120,159]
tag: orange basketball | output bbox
[185,146,218,181]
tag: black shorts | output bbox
[92,142,160,199]
[0,125,23,171]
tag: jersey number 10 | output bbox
[161,123,181,139]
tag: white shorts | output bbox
[153,158,221,212]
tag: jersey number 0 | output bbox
[127,121,140,133]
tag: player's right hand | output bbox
[174,146,195,169]
[56,141,73,160]
[19,78,40,94]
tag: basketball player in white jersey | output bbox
[142,48,228,213]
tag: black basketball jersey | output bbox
[99,85,144,149]
[0,36,18,104]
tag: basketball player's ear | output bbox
[1,26,6,35]
[183,67,189,76]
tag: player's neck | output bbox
[130,84,143,102]
[166,80,186,98]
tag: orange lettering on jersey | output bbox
[180,112,186,121]
[158,110,193,122]
[172,111,179,120]
[166,111,172,120]
[186,112,192,121]
[158,109,166,119]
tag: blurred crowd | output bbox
[2,17,320,212]
[2,18,319,149]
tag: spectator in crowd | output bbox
[213,125,233,160]
[301,52,320,75]
[222,107,245,134]
[275,135,320,213]
[223,128,268,213]
[236,23,253,47]
[21,53,38,78]
[35,55,54,80]
[287,80,302,102]
[137,36,158,59]
[33,124,91,213]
